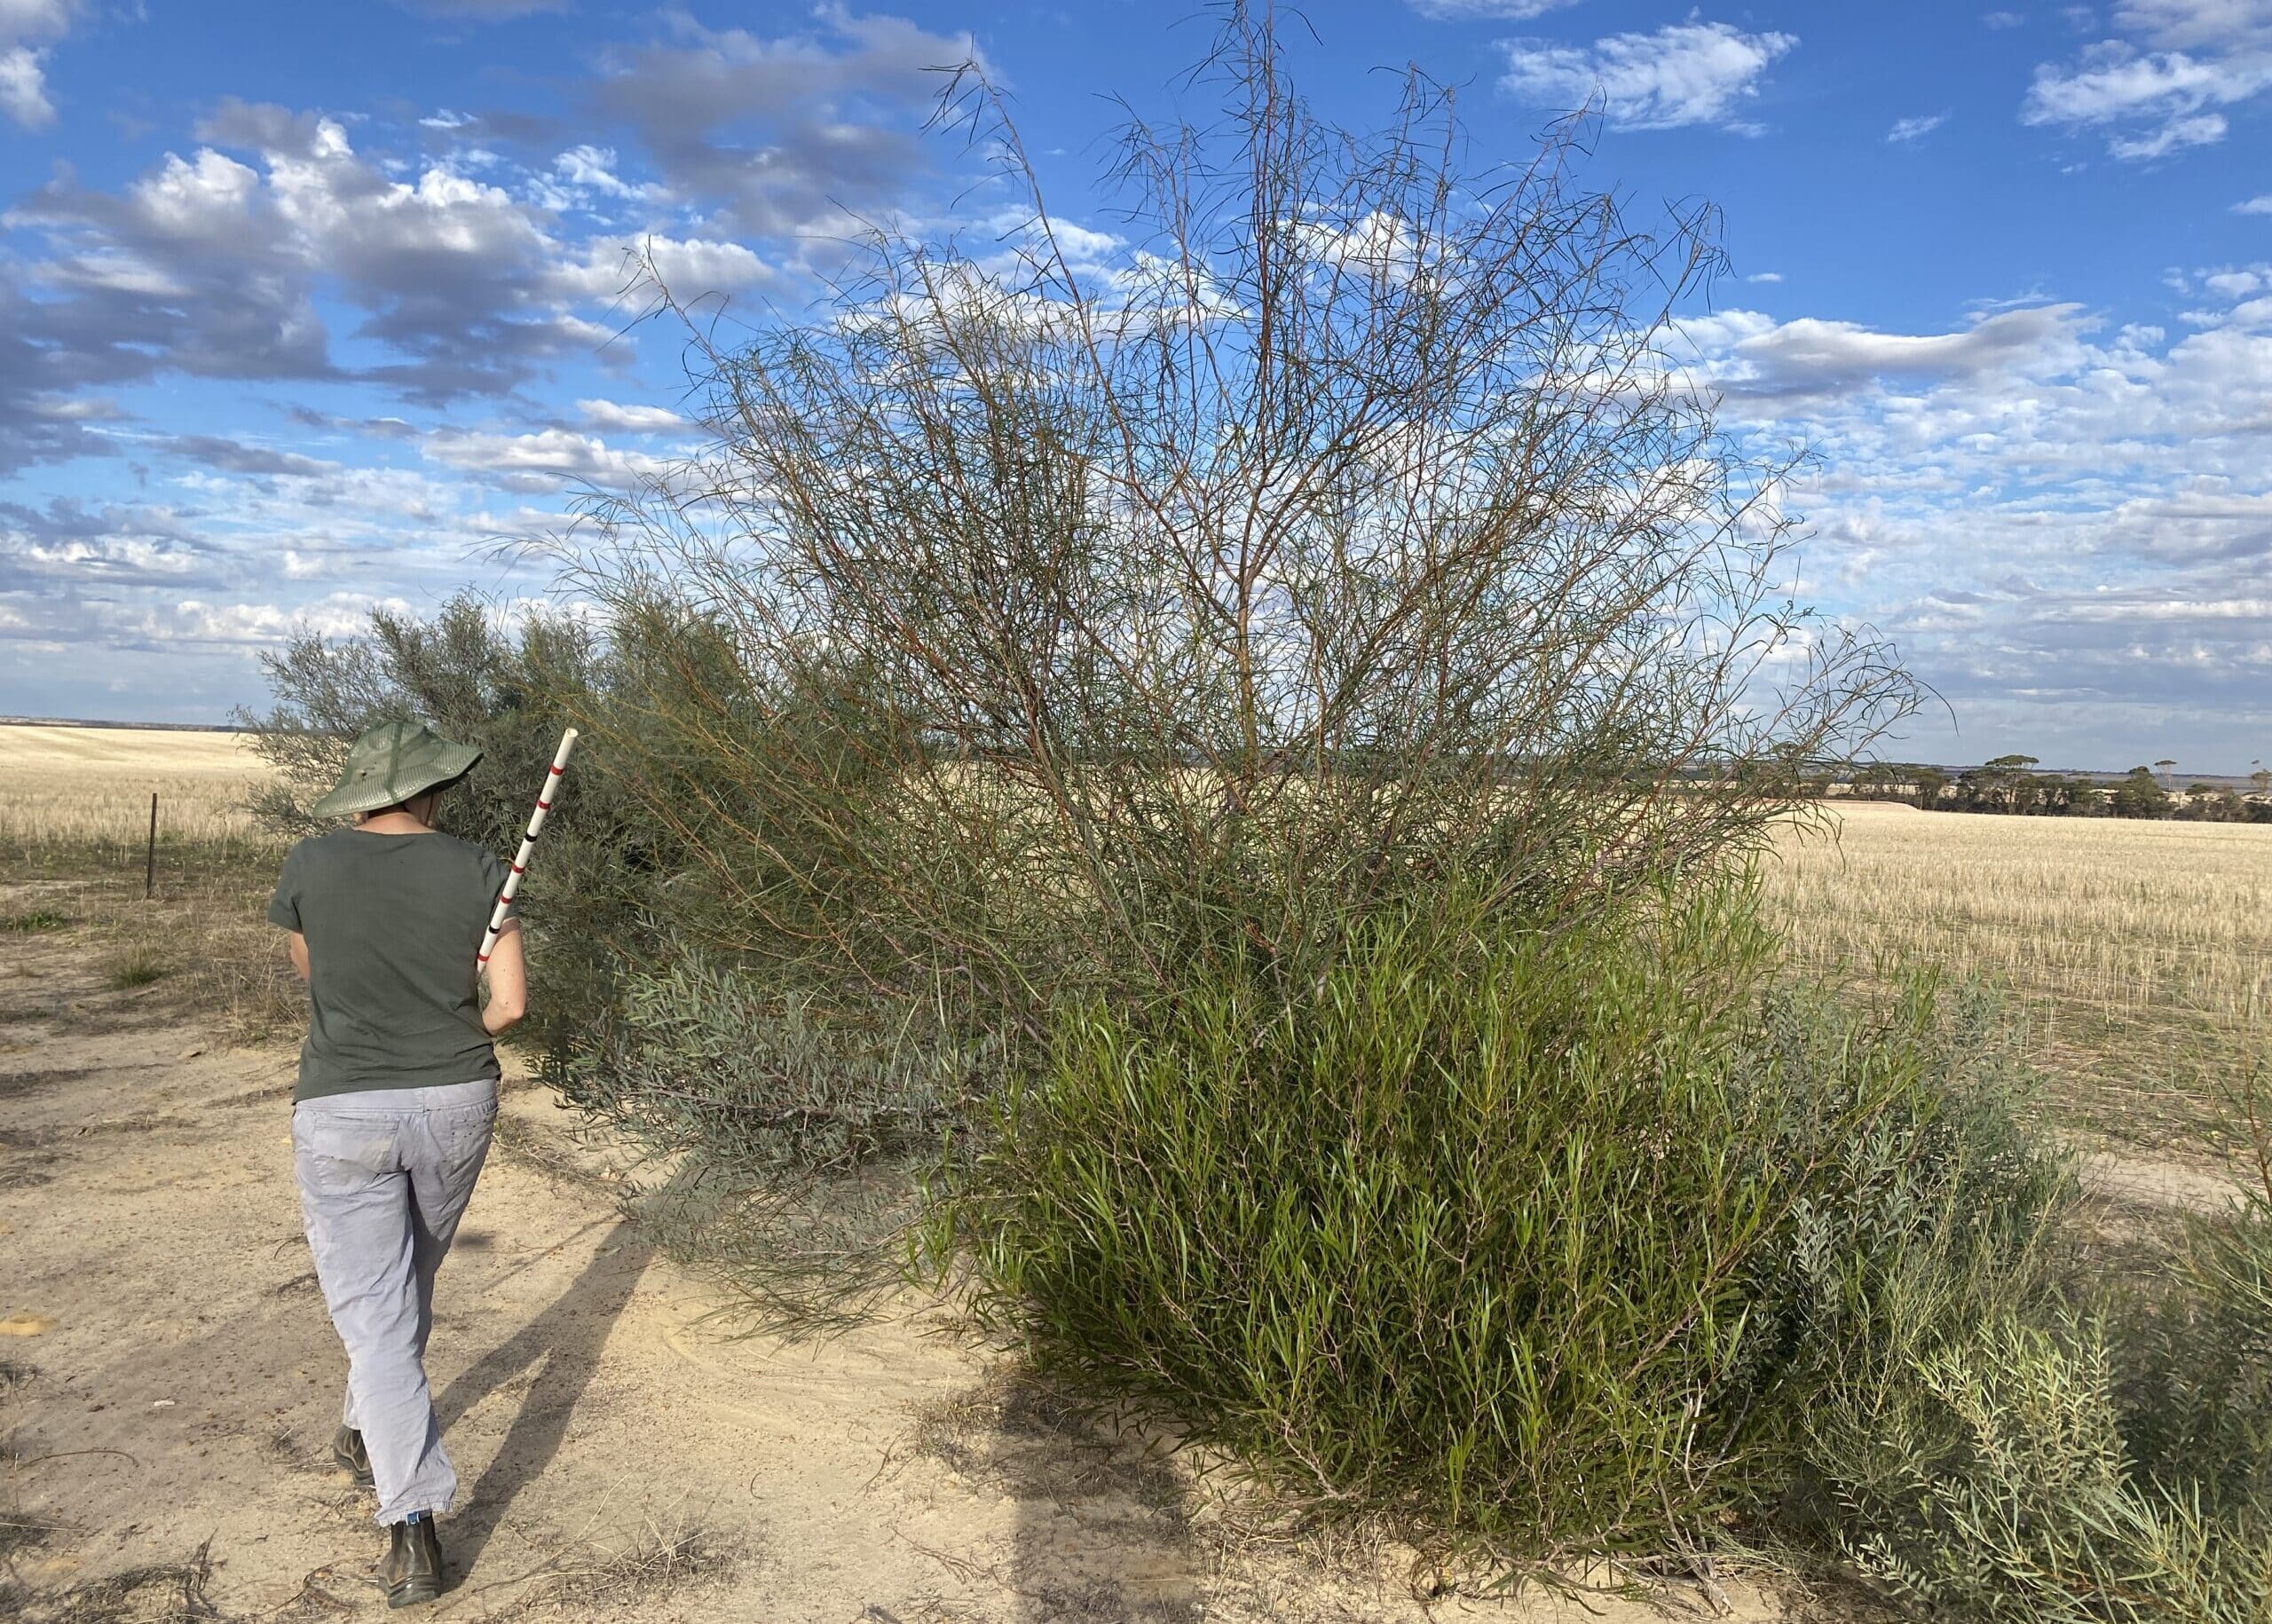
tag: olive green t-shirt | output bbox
[267,829,510,1103]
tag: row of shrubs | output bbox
[1842,761,2272,822]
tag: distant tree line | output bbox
[1841,753,2272,822]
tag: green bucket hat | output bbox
[312,721,483,819]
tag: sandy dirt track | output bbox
[2,912,1815,1623]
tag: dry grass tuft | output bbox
[100,944,168,991]
[500,1517,738,1618]
[0,1544,221,1624]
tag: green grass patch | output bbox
[1,908,68,932]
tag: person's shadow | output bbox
[431,1220,652,1581]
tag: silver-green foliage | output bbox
[1796,1048,2272,1622]
[563,947,982,1328]
[1818,1304,2272,1622]
[572,950,972,1172]
[242,593,643,1066]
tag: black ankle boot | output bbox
[331,1426,374,1490]
[380,1516,444,1609]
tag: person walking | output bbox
[268,721,525,1609]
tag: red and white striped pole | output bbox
[480,727,578,969]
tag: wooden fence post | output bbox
[145,792,157,901]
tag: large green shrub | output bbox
[934,882,2073,1568]
[561,5,1917,1068]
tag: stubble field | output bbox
[1768,799,2269,1155]
[0,724,295,1037]
[0,723,265,853]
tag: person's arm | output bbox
[286,931,311,981]
[481,918,525,1036]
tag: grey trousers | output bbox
[292,1079,497,1525]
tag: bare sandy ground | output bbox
[0,913,1848,1623]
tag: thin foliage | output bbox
[564,3,1915,1053]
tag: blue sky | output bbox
[2,1,2268,771]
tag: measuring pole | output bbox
[145,792,157,901]
[479,728,578,970]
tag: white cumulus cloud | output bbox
[420,427,672,493]
[546,144,651,206]
[0,0,77,128]
[1497,21,1798,133]
[577,398,687,433]
[544,233,772,304]
[0,43,51,126]
[2024,1,2272,158]
[1408,0,1581,18]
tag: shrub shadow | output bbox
[913,1365,1203,1622]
